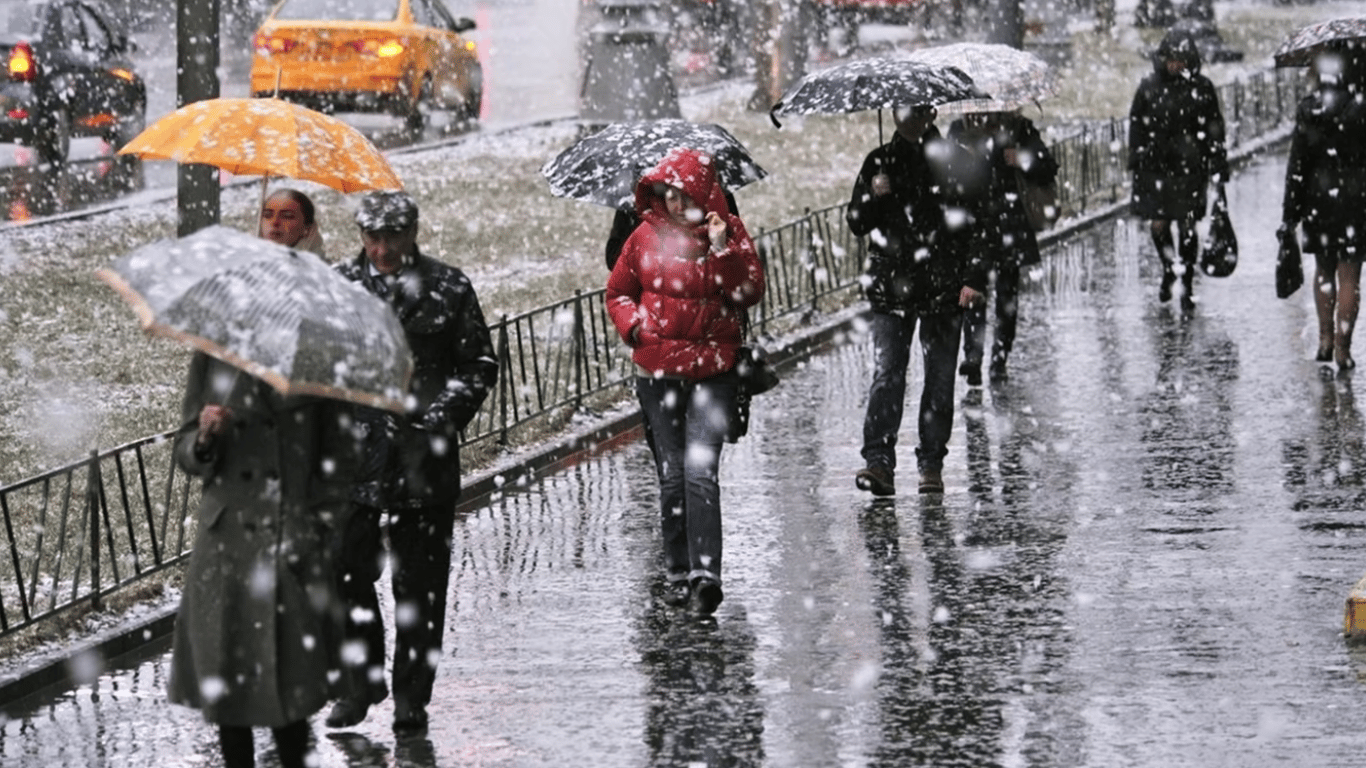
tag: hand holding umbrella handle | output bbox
[197,404,233,445]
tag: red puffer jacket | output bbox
[607,147,764,380]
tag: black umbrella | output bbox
[540,119,768,210]
[1274,16,1366,67]
[769,57,988,129]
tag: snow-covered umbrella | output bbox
[902,42,1059,115]
[769,57,988,128]
[1274,16,1366,67]
[540,120,768,210]
[97,226,412,413]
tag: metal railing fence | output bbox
[0,64,1308,641]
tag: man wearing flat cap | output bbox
[328,190,498,733]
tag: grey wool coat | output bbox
[167,353,359,728]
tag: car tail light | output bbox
[8,41,36,82]
[109,67,136,83]
[254,33,298,56]
[348,39,405,57]
[464,40,477,54]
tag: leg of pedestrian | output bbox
[858,311,914,496]
[914,312,962,494]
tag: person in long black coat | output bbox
[328,190,498,733]
[948,110,1058,385]
[1128,28,1229,310]
[847,105,986,497]
[169,354,359,768]
[1282,50,1366,370]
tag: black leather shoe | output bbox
[393,702,429,734]
[694,578,724,616]
[663,581,691,607]
[325,697,374,729]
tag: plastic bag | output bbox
[1200,185,1238,277]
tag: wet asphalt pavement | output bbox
[5,149,1366,766]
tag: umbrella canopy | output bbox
[97,226,412,413]
[770,57,988,126]
[117,97,404,193]
[903,42,1059,115]
[1274,16,1366,67]
[540,120,768,210]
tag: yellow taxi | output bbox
[250,0,482,130]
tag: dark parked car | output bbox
[0,0,146,165]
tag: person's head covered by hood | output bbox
[1153,27,1202,78]
[634,147,732,236]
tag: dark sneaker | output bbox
[663,581,691,607]
[326,698,374,729]
[918,467,944,494]
[855,466,895,496]
[694,578,724,616]
[958,360,982,387]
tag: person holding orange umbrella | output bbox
[258,188,326,256]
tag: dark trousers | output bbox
[636,375,738,586]
[335,501,457,709]
[861,309,962,474]
[218,721,310,768]
[962,262,1021,370]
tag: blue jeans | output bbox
[861,310,963,474]
[636,375,739,586]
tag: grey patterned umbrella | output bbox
[97,226,412,413]
[1274,16,1366,66]
[541,120,768,210]
[769,57,988,126]
[903,42,1058,115]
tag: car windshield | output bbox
[273,0,399,22]
[0,0,41,36]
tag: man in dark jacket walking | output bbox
[1128,28,1229,310]
[327,190,498,733]
[848,104,986,496]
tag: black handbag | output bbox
[725,316,780,443]
[1200,184,1237,278]
[1276,225,1304,299]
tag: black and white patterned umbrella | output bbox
[1274,16,1366,66]
[770,57,988,125]
[98,226,413,413]
[903,42,1058,115]
[541,120,768,210]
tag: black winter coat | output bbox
[1282,84,1366,257]
[948,113,1059,269]
[1128,37,1228,219]
[337,249,498,508]
[846,128,986,316]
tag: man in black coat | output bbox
[848,104,986,496]
[327,190,498,733]
[1128,28,1229,310]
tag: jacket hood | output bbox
[634,148,730,225]
[1153,29,1202,76]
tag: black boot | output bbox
[1159,268,1176,302]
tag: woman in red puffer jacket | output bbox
[606,147,764,616]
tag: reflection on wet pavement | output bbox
[4,153,1366,766]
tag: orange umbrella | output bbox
[117,97,404,194]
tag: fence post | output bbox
[804,208,819,319]
[497,319,511,447]
[572,290,587,411]
[85,449,102,611]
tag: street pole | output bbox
[748,0,809,112]
[176,0,221,236]
[986,0,1024,49]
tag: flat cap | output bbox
[355,190,418,231]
